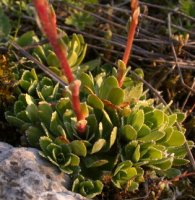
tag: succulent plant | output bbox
[16,30,87,78]
[5,59,194,197]
[5,0,194,198]
[72,175,103,198]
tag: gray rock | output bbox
[0,142,87,200]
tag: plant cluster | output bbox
[5,0,194,198]
[64,0,97,30]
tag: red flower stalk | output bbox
[32,0,86,133]
[117,0,140,87]
[122,0,140,65]
[33,0,74,83]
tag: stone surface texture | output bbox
[0,142,87,200]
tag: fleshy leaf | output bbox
[132,144,140,162]
[39,136,52,153]
[5,114,25,127]
[131,110,144,131]
[80,72,94,92]
[165,130,185,147]
[139,130,165,142]
[91,139,106,154]
[137,124,151,138]
[26,104,38,123]
[168,114,177,126]
[121,125,137,141]
[70,140,87,157]
[99,76,118,99]
[87,94,104,110]
[85,157,109,168]
[165,168,181,178]
[109,127,117,148]
[145,110,164,129]
[38,102,53,127]
[149,157,173,170]
[173,158,190,166]
[107,87,125,105]
[26,126,44,147]
[17,31,38,47]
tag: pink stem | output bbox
[118,0,140,87]
[32,0,86,133]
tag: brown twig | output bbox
[167,12,195,94]
[166,13,195,171]
[181,79,195,111]
[10,42,67,88]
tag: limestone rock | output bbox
[0,142,87,200]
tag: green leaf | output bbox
[137,124,151,138]
[70,154,80,166]
[26,126,44,147]
[56,98,71,117]
[109,127,117,148]
[131,110,144,131]
[67,50,78,67]
[80,72,94,92]
[25,94,35,105]
[87,114,98,137]
[145,110,164,129]
[102,109,113,134]
[173,158,190,166]
[50,112,63,136]
[14,101,26,115]
[38,102,53,127]
[87,94,104,110]
[0,8,11,38]
[26,104,38,123]
[165,168,181,178]
[99,76,118,99]
[176,112,186,123]
[142,147,162,160]
[139,130,165,142]
[16,111,30,123]
[112,165,137,189]
[127,181,139,192]
[158,127,173,143]
[113,160,133,176]
[91,139,106,154]
[70,140,87,157]
[28,80,38,95]
[149,157,173,170]
[33,45,47,63]
[39,136,52,152]
[85,158,109,168]
[165,130,185,146]
[168,114,177,126]
[47,51,60,67]
[121,125,137,141]
[72,176,103,199]
[5,114,25,127]
[125,141,138,160]
[107,87,125,105]
[80,58,101,72]
[65,11,95,31]
[41,86,53,99]
[64,122,75,140]
[132,144,140,162]
[17,31,38,47]
[125,83,143,102]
